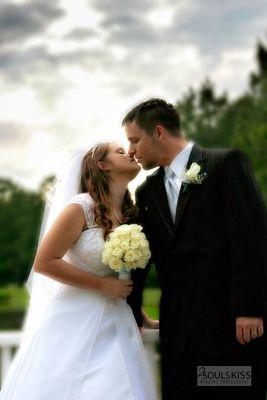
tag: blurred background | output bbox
[0,0,266,347]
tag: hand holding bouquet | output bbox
[102,224,151,279]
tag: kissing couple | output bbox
[1,98,267,400]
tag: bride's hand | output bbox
[98,276,133,299]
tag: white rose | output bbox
[124,250,138,262]
[134,250,143,260]
[125,260,135,268]
[120,240,130,251]
[115,225,131,234]
[116,233,127,241]
[130,231,140,239]
[141,249,151,259]
[139,239,149,248]
[109,257,123,271]
[112,247,123,258]
[130,224,142,232]
[104,242,113,252]
[111,238,121,247]
[189,162,201,174]
[185,163,201,180]
[134,259,146,268]
[102,249,112,264]
[130,239,140,249]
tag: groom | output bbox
[123,98,267,399]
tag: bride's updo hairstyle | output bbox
[81,142,137,240]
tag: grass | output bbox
[0,285,29,329]
[0,285,29,311]
[143,288,161,320]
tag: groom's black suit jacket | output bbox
[127,143,267,359]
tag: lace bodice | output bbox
[65,193,117,278]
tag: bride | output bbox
[0,141,158,400]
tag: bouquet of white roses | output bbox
[102,224,151,279]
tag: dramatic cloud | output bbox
[0,1,64,45]
[64,28,97,41]
[168,0,267,53]
[0,0,266,189]
[0,122,29,146]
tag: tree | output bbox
[177,78,228,147]
[0,179,44,286]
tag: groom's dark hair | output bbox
[122,98,182,137]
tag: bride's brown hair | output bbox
[81,142,138,240]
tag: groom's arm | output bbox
[127,183,152,327]
[220,149,267,318]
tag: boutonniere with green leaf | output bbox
[181,162,207,193]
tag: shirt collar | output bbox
[164,141,194,179]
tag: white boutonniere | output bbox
[181,162,207,193]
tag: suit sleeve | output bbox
[126,183,153,327]
[220,149,267,317]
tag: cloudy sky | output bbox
[1,0,266,192]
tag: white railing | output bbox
[142,328,160,380]
[0,329,159,388]
[0,331,22,386]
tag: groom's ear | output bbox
[154,125,165,142]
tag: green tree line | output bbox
[0,176,54,286]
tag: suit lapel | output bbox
[146,143,206,236]
[148,167,174,237]
[174,143,206,230]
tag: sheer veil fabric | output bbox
[22,144,97,343]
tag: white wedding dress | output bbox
[0,193,158,400]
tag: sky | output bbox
[0,0,266,192]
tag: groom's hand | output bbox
[141,307,159,329]
[143,317,160,329]
[236,316,264,345]
[139,326,145,337]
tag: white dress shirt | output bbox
[164,141,194,221]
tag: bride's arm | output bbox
[33,204,132,299]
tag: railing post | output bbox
[1,347,13,384]
[142,329,160,381]
[0,331,22,387]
